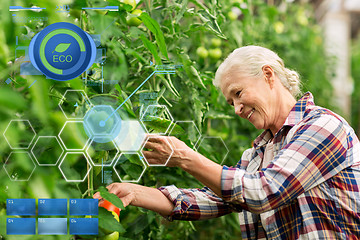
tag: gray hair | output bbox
[214,45,302,97]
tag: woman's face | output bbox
[220,68,278,131]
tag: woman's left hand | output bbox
[142,135,195,167]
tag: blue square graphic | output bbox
[6,199,36,216]
[5,78,12,84]
[38,218,67,235]
[69,218,98,235]
[38,199,67,215]
[7,218,36,235]
[69,199,98,216]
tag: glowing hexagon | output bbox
[31,136,64,166]
[58,121,90,151]
[3,120,36,149]
[113,152,147,183]
[83,105,122,143]
[168,120,201,149]
[3,152,36,181]
[196,136,229,165]
[58,90,93,119]
[140,105,173,135]
[114,120,147,152]
[86,137,119,166]
[58,152,92,182]
[141,136,174,166]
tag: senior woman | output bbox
[94,46,360,239]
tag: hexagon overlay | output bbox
[3,152,36,181]
[58,152,92,182]
[113,152,147,183]
[86,137,119,166]
[196,136,229,166]
[168,120,201,150]
[141,136,174,166]
[3,120,36,149]
[83,105,122,143]
[58,121,90,150]
[114,120,147,152]
[140,105,173,135]
[31,136,64,166]
[58,90,93,119]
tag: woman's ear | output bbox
[262,65,275,89]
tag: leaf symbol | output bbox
[52,43,71,53]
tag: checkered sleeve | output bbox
[158,185,237,221]
[221,112,352,214]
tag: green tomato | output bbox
[126,9,143,26]
[122,175,132,181]
[228,11,237,21]
[120,0,136,11]
[209,48,222,60]
[99,210,120,236]
[196,46,208,58]
[100,231,119,240]
[274,21,284,34]
[211,38,222,47]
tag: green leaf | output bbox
[142,116,174,134]
[98,186,125,210]
[197,9,226,39]
[127,214,153,235]
[52,43,71,53]
[175,0,189,23]
[139,12,169,60]
[98,207,126,233]
[167,122,185,135]
[139,35,161,65]
[177,52,206,89]
[0,88,26,110]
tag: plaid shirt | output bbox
[159,92,360,239]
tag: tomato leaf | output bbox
[98,207,126,233]
[139,35,161,64]
[98,186,125,210]
[141,116,175,134]
[139,12,169,60]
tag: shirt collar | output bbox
[253,92,314,149]
[283,91,314,127]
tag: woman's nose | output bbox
[235,103,244,116]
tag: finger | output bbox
[146,136,167,143]
[106,183,116,192]
[107,184,120,196]
[142,151,163,164]
[143,150,159,159]
[93,192,101,199]
[144,141,159,150]
[120,194,133,208]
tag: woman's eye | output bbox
[236,91,242,96]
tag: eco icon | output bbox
[29,22,96,81]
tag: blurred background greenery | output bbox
[0,0,359,239]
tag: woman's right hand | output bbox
[93,182,175,216]
[93,182,137,208]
